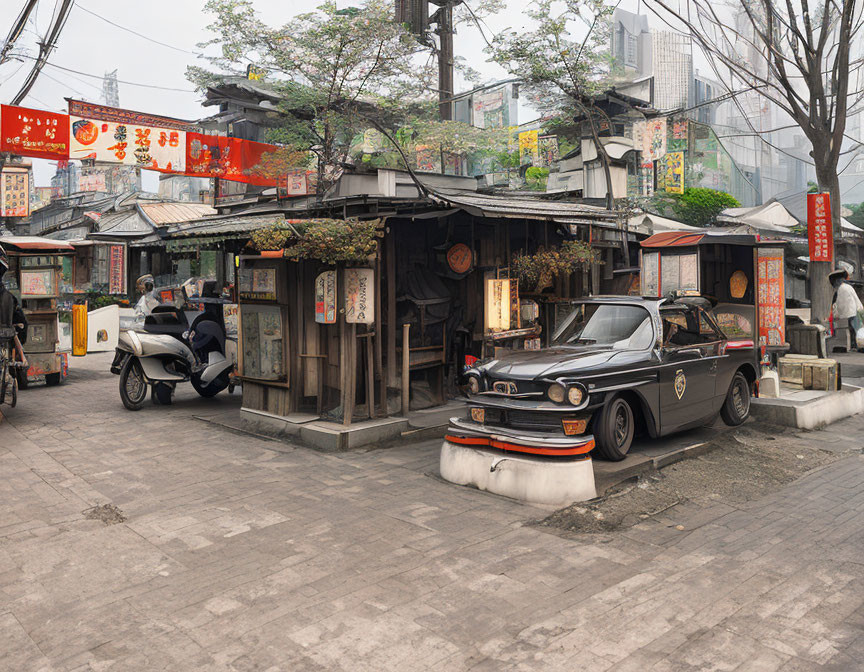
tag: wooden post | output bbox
[343,322,357,427]
[401,322,410,416]
[375,241,386,415]
[365,331,375,419]
[386,226,397,389]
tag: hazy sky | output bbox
[0,0,642,187]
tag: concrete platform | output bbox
[439,441,597,506]
[751,384,864,429]
[240,407,409,451]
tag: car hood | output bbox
[479,347,631,379]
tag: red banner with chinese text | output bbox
[185,133,279,187]
[807,192,834,262]
[1,105,70,160]
[756,248,786,347]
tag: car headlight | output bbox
[567,386,584,406]
[547,383,566,403]
[467,376,480,394]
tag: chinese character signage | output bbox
[485,278,511,331]
[186,133,280,187]
[756,248,785,347]
[1,168,29,217]
[315,270,337,324]
[69,116,185,172]
[1,105,70,160]
[344,268,374,324]
[807,192,833,262]
[109,244,125,295]
[642,118,667,162]
[67,99,197,132]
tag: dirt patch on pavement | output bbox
[84,503,127,525]
[537,424,853,534]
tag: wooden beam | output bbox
[401,322,410,416]
[386,226,397,389]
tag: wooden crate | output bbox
[778,355,818,386]
[802,359,840,391]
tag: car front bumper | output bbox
[446,417,594,458]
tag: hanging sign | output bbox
[67,99,197,132]
[807,192,833,262]
[756,248,785,347]
[1,105,70,160]
[485,278,511,332]
[344,268,374,324]
[69,116,185,172]
[0,168,29,217]
[446,243,473,274]
[186,133,280,187]
[315,270,337,324]
[109,244,126,294]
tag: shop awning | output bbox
[641,232,706,247]
[0,236,74,251]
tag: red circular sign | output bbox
[446,243,473,274]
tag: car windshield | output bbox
[553,303,655,350]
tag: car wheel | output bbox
[119,357,148,411]
[721,372,751,426]
[152,382,173,405]
[594,396,635,461]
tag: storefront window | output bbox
[241,304,284,380]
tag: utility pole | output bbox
[433,1,456,121]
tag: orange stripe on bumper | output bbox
[445,434,595,457]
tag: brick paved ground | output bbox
[3,354,864,671]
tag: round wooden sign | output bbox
[446,243,473,274]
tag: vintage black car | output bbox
[447,296,759,461]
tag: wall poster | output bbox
[485,278,511,331]
[240,304,285,381]
[756,248,785,347]
[641,251,660,297]
[20,269,56,298]
[315,270,337,324]
[344,268,374,324]
[662,151,685,194]
[1,168,29,217]
[239,267,277,301]
[642,118,667,162]
[108,244,125,294]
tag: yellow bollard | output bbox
[72,303,88,356]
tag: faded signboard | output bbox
[344,268,374,324]
[641,252,660,297]
[642,118,667,162]
[315,270,337,324]
[1,169,29,217]
[109,244,125,294]
[757,248,786,347]
[485,278,511,331]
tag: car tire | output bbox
[152,382,173,405]
[721,372,751,426]
[119,357,148,411]
[594,396,635,461]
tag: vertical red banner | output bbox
[807,192,834,262]
[756,248,786,347]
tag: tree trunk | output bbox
[810,163,842,325]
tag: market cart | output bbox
[1,237,74,387]
[640,230,788,362]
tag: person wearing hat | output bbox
[830,268,863,349]
[0,244,27,344]
[133,273,159,319]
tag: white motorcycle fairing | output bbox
[200,351,233,385]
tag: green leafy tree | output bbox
[668,188,741,228]
[846,203,864,229]
[189,0,434,190]
[489,0,617,206]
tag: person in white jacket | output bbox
[830,269,863,349]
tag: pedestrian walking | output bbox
[830,269,864,350]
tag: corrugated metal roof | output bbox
[429,189,618,222]
[166,214,284,238]
[139,202,217,225]
[96,210,155,236]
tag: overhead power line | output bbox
[0,0,39,64]
[12,0,74,104]
[74,3,203,56]
[15,55,197,92]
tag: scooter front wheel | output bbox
[119,357,148,411]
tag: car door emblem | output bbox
[493,381,517,395]
[674,369,686,400]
